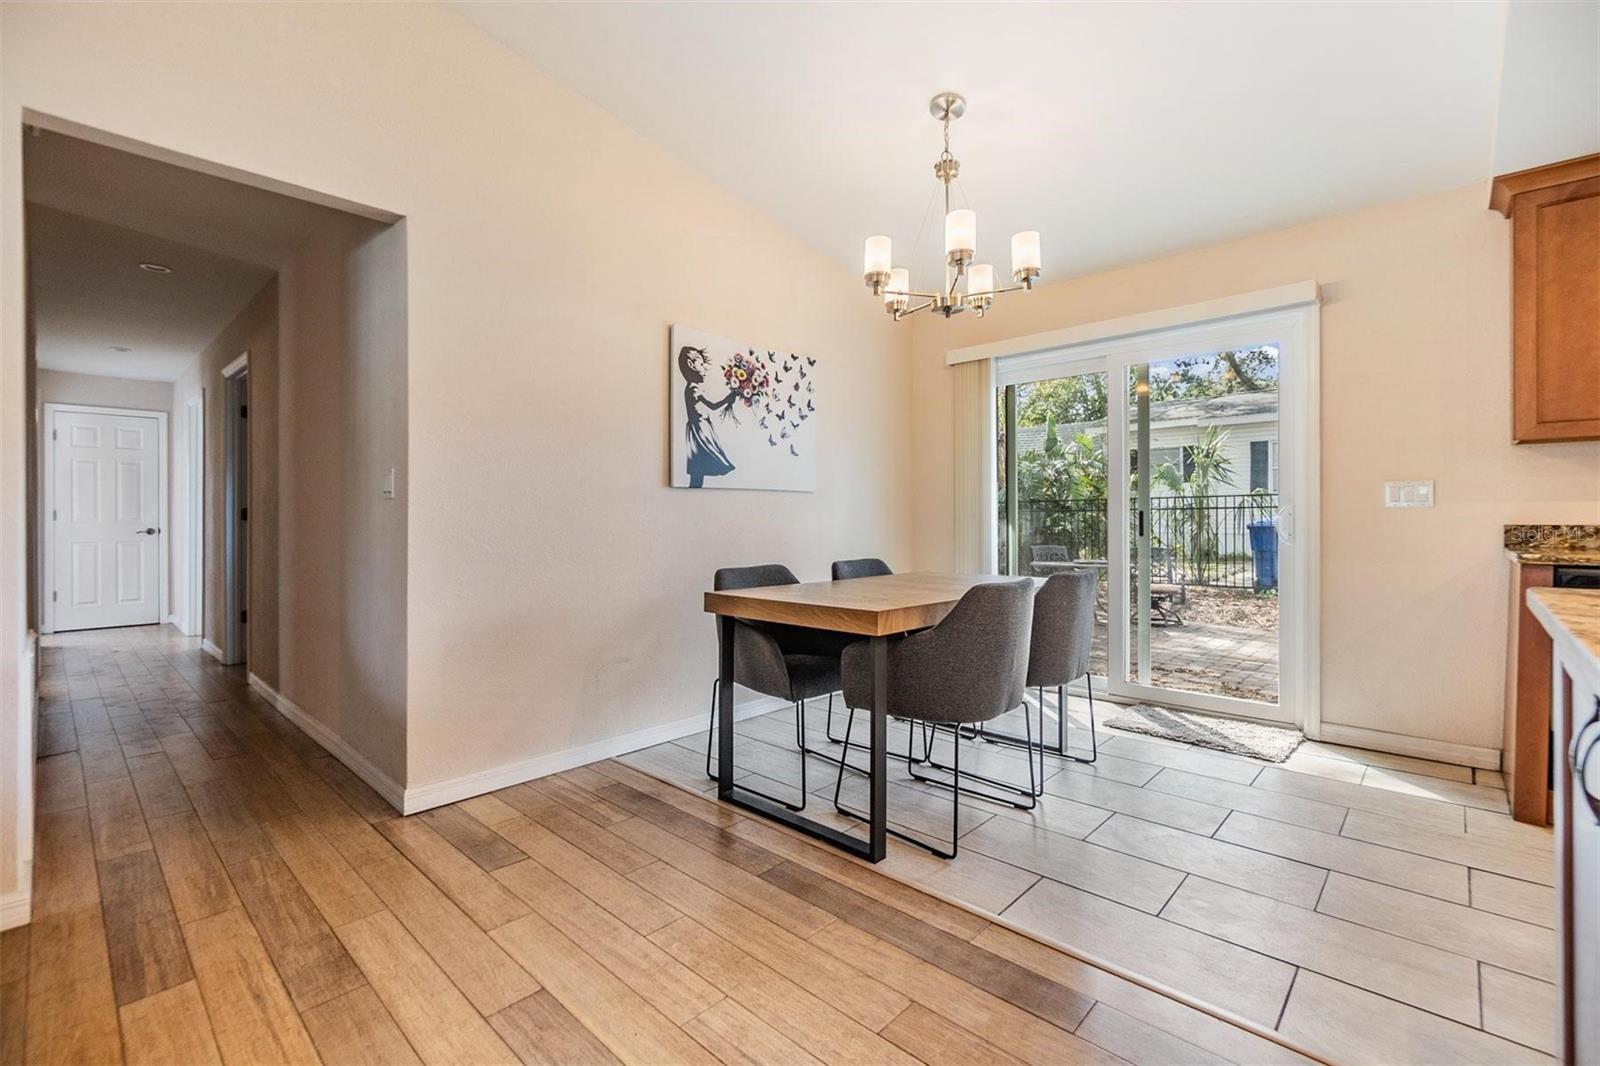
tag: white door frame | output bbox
[185,389,205,637]
[980,286,1321,735]
[41,402,169,635]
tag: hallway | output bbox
[5,625,1306,1065]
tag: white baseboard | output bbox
[399,694,791,815]
[1,879,32,930]
[201,639,226,662]
[245,670,790,817]
[246,673,408,813]
[1317,722,1500,771]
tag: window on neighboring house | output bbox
[1249,439,1279,491]
[1139,445,1195,488]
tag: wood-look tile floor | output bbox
[6,625,1312,1066]
[629,693,1559,1066]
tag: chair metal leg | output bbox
[833,708,958,859]
[808,693,921,772]
[910,716,1037,810]
[705,678,808,811]
[825,690,845,743]
[1062,676,1099,764]
[704,678,719,781]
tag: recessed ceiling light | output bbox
[138,262,172,274]
[109,346,131,352]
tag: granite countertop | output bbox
[1506,549,1600,566]
[1527,587,1600,685]
[1505,524,1600,567]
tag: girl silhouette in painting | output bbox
[679,345,737,487]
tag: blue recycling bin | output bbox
[1248,518,1279,590]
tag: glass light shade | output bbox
[945,209,977,257]
[863,235,892,275]
[967,263,994,296]
[884,268,910,306]
[1011,230,1041,274]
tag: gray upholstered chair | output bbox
[830,579,1035,858]
[823,558,893,745]
[704,564,845,810]
[831,557,893,581]
[983,569,1100,777]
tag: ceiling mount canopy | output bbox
[863,93,1041,322]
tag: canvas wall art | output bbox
[669,325,817,492]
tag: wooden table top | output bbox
[704,571,1019,637]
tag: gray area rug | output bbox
[1104,704,1303,762]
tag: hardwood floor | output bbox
[7,626,1309,1065]
[629,694,1558,1065]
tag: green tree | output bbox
[1016,374,1108,427]
[1150,425,1233,569]
[1017,420,1108,557]
[1148,346,1279,402]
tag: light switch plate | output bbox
[1384,480,1434,508]
[382,468,396,499]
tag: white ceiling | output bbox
[453,1,1507,285]
[28,206,272,381]
[25,130,348,381]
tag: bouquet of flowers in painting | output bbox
[669,324,818,493]
[718,349,771,425]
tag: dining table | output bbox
[703,570,1019,862]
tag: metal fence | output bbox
[1016,493,1278,589]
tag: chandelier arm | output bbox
[893,298,940,321]
[971,283,1030,299]
[947,258,966,301]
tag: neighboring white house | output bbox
[1015,391,1279,498]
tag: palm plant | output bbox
[1150,426,1233,576]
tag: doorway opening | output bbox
[221,355,249,665]
[184,390,204,636]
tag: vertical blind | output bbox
[950,358,996,574]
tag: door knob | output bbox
[136,527,159,535]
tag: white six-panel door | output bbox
[50,408,162,631]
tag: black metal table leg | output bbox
[717,615,736,799]
[715,613,887,862]
[869,635,888,862]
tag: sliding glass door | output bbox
[997,367,1110,683]
[1124,347,1283,716]
[996,313,1306,726]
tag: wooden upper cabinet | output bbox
[1491,155,1600,443]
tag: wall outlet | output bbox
[382,468,396,499]
[1384,480,1434,508]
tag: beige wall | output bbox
[909,183,1600,752]
[36,368,172,413]
[0,0,914,849]
[172,280,278,679]
[276,216,408,782]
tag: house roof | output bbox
[1015,390,1277,452]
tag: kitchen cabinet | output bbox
[1491,155,1600,444]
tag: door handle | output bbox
[1571,698,1600,824]
[136,527,159,535]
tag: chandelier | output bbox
[863,92,1041,320]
